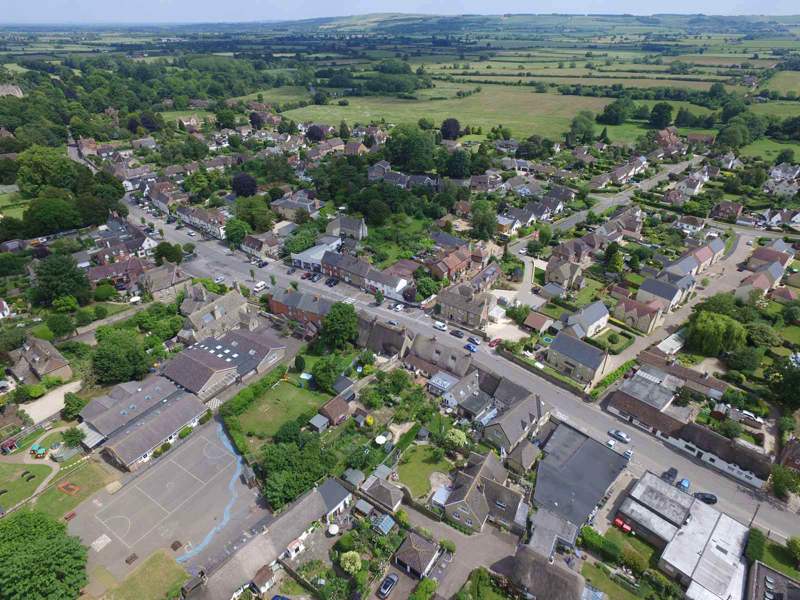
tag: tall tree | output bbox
[92,328,150,384]
[649,102,674,129]
[224,218,251,248]
[440,118,461,140]
[29,255,91,307]
[16,145,78,197]
[385,123,435,173]
[232,172,257,197]
[568,111,595,144]
[321,302,358,350]
[0,511,87,600]
[470,199,496,241]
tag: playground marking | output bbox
[168,457,206,485]
[90,534,112,553]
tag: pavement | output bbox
[19,380,83,424]
[68,420,270,591]
[122,176,800,545]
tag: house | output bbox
[356,313,412,358]
[431,230,469,252]
[176,206,226,239]
[436,284,496,330]
[559,301,608,339]
[270,189,322,220]
[483,394,551,454]
[523,312,554,334]
[663,189,687,207]
[428,246,472,281]
[617,472,748,600]
[0,84,24,98]
[770,163,800,182]
[344,140,367,156]
[545,332,606,387]
[710,201,743,222]
[362,476,403,513]
[676,215,706,235]
[402,335,472,378]
[636,278,683,312]
[511,545,587,600]
[440,452,528,534]
[308,414,329,433]
[162,328,286,401]
[241,232,282,261]
[267,289,335,331]
[735,264,783,301]
[655,127,681,148]
[9,338,73,385]
[319,395,349,427]
[367,160,392,182]
[178,286,257,344]
[470,172,503,193]
[771,286,798,304]
[746,562,800,600]
[76,137,98,157]
[506,439,540,474]
[131,136,157,150]
[747,246,793,270]
[138,264,192,302]
[102,391,207,471]
[544,258,584,290]
[326,215,368,240]
[394,532,440,579]
[613,298,664,334]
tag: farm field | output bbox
[740,138,800,162]
[761,71,800,95]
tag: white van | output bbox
[433,321,448,332]
[252,281,267,293]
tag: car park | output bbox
[464,343,477,353]
[377,574,398,599]
[450,330,465,339]
[608,429,631,443]
[661,467,678,484]
[694,492,717,505]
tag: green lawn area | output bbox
[581,563,642,600]
[538,303,567,320]
[364,215,432,270]
[0,191,29,220]
[592,329,635,353]
[32,460,115,519]
[0,463,53,508]
[764,541,800,581]
[760,71,800,95]
[741,138,800,162]
[37,430,64,450]
[625,273,645,287]
[397,444,452,498]
[781,325,800,346]
[107,550,188,600]
[573,278,605,307]
[605,528,658,568]
[238,380,331,444]
[760,300,784,319]
[233,85,310,104]
[458,568,514,599]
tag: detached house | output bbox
[613,298,664,335]
[326,215,368,240]
[545,258,584,290]
[558,301,608,339]
[546,332,606,388]
[10,338,73,385]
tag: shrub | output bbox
[396,509,410,528]
[178,426,193,439]
[409,578,437,600]
[94,305,108,320]
[160,442,172,453]
[746,528,766,563]
[608,332,620,345]
[94,284,116,302]
[339,550,362,576]
[439,539,456,554]
[199,410,212,425]
[75,309,93,327]
[621,546,647,575]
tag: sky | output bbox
[2,0,798,24]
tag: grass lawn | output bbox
[94,302,134,319]
[573,278,605,306]
[592,329,634,354]
[32,460,115,519]
[759,300,784,319]
[107,550,188,600]
[279,578,306,597]
[397,444,452,498]
[238,380,330,443]
[365,215,432,270]
[37,430,64,450]
[761,72,800,96]
[0,463,53,508]
[741,138,800,162]
[581,564,641,600]
[625,273,645,287]
[781,325,800,346]
[538,303,567,320]
[763,541,800,581]
[605,528,658,568]
[0,192,29,220]
[458,568,514,599]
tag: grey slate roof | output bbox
[639,277,681,301]
[81,377,179,437]
[104,392,206,466]
[548,332,605,370]
[318,478,350,513]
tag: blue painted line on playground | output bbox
[176,423,242,564]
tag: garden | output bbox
[397,443,453,498]
[590,328,635,354]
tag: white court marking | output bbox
[90,533,112,553]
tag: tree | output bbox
[306,125,325,142]
[224,218,251,248]
[787,537,800,565]
[153,241,183,265]
[569,111,595,144]
[385,123,435,173]
[776,149,795,165]
[747,322,781,347]
[444,150,471,178]
[471,199,496,240]
[47,313,75,338]
[92,328,150,384]
[339,551,362,576]
[321,302,358,350]
[727,347,763,373]
[232,172,257,197]
[772,465,800,499]
[0,511,87,600]
[746,528,766,563]
[52,295,79,313]
[312,355,342,394]
[440,118,461,140]
[294,355,306,373]
[444,428,468,451]
[62,426,86,448]
[374,290,384,305]
[409,578,438,600]
[767,357,800,409]
[16,145,78,197]
[29,255,90,306]
[685,311,747,356]
[62,392,87,421]
[608,250,624,273]
[717,419,743,439]
[649,102,674,129]
[339,120,350,139]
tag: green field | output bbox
[284,84,612,139]
[233,85,310,104]
[0,463,53,508]
[740,138,800,162]
[397,444,452,498]
[238,380,330,445]
[751,101,800,119]
[764,541,800,581]
[107,550,188,600]
[32,460,114,519]
[762,71,800,95]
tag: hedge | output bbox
[579,526,622,563]
[746,528,766,564]
[590,360,637,399]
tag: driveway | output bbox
[404,508,518,598]
[19,380,83,424]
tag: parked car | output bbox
[694,492,717,505]
[287,267,297,275]
[377,574,399,599]
[677,478,691,492]
[213,275,225,284]
[310,273,323,282]
[608,429,631,443]
[450,330,465,339]
[623,449,634,461]
[467,336,481,346]
[187,231,196,237]
[257,260,268,268]
[301,271,312,279]
[433,321,447,332]
[393,303,404,312]
[488,338,502,348]
[518,248,527,255]
[387,320,399,327]
[661,467,678,484]
[605,439,616,449]
[464,343,477,353]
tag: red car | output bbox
[301,272,312,279]
[488,338,502,348]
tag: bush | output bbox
[93,305,108,320]
[94,284,116,302]
[621,546,647,575]
[409,578,437,600]
[75,309,93,327]
[746,528,766,563]
[178,426,193,439]
[199,410,212,425]
[160,442,172,453]
[579,526,622,563]
[439,539,456,554]
[608,332,620,344]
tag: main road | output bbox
[126,195,800,543]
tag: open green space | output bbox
[740,138,800,162]
[0,462,53,508]
[605,528,658,568]
[107,550,188,600]
[764,541,800,581]
[761,71,800,95]
[781,325,800,346]
[573,278,605,307]
[0,192,29,220]
[32,460,114,519]
[238,380,330,444]
[397,443,452,498]
[457,568,514,600]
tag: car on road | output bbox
[387,320,399,327]
[377,574,399,599]
[464,343,477,353]
[450,330,465,339]
[187,231,196,237]
[488,338,502,348]
[213,276,225,284]
[287,267,297,275]
[605,439,617,449]
[694,492,717,505]
[467,336,481,346]
[623,449,633,461]
[433,321,448,332]
[518,248,527,255]
[661,467,678,484]
[608,429,631,443]
[253,281,267,293]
